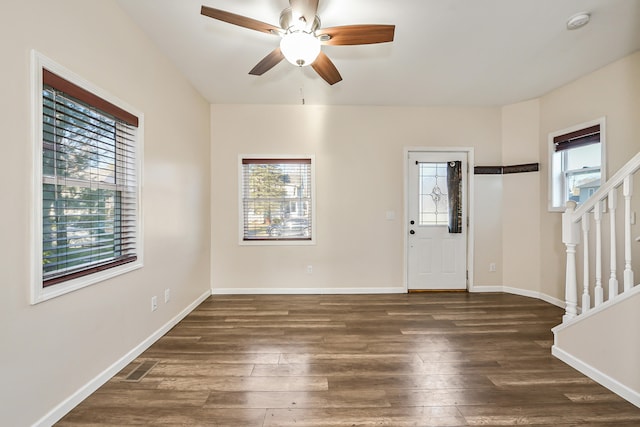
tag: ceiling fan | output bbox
[200,0,395,85]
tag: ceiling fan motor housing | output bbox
[280,7,320,33]
[279,7,322,66]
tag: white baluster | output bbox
[581,213,590,312]
[594,200,603,306]
[563,201,579,321]
[609,191,619,300]
[623,176,634,291]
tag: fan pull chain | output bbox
[298,67,306,105]
[299,67,306,105]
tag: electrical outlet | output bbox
[151,296,158,311]
[164,288,170,303]
[489,263,497,272]
[307,265,313,274]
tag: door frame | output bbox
[403,147,475,292]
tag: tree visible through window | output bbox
[241,158,313,242]
[41,68,139,288]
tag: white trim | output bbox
[551,345,640,408]
[30,51,44,303]
[552,284,640,333]
[33,289,211,427]
[547,117,606,212]
[30,51,145,304]
[211,285,566,307]
[402,147,475,291]
[212,286,406,295]
[467,149,475,290]
[237,154,316,246]
[470,285,565,308]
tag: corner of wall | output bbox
[500,99,542,295]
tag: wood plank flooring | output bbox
[57,292,640,426]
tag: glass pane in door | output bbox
[418,163,449,225]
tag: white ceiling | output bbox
[117,0,640,106]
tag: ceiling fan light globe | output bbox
[280,32,320,67]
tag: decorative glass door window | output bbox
[418,163,449,225]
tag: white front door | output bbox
[407,151,467,290]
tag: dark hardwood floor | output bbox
[57,292,640,426]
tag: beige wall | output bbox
[2,0,639,422]
[0,1,211,425]
[211,52,640,297]
[538,51,640,301]
[501,100,542,294]
[211,105,503,291]
[495,51,640,302]
[554,290,640,396]
[473,174,504,287]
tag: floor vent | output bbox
[124,360,158,382]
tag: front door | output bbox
[407,151,467,290]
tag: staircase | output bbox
[552,151,640,407]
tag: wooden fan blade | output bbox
[201,6,281,35]
[311,51,342,85]
[317,24,395,45]
[289,0,319,27]
[249,48,285,76]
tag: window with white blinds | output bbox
[40,68,139,288]
[241,157,314,243]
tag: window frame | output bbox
[238,155,316,246]
[547,117,606,212]
[31,51,144,304]
[417,162,451,227]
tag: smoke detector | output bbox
[566,12,591,30]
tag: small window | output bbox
[240,157,314,244]
[418,163,449,225]
[548,119,605,211]
[32,53,142,303]
[417,161,463,233]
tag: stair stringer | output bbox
[552,286,640,408]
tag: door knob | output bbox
[410,230,415,234]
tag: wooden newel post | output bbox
[562,201,579,322]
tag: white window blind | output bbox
[241,158,312,241]
[42,69,138,287]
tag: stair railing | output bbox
[562,151,640,322]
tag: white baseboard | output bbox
[34,289,212,427]
[470,285,564,308]
[213,285,566,309]
[212,286,406,295]
[552,345,640,408]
